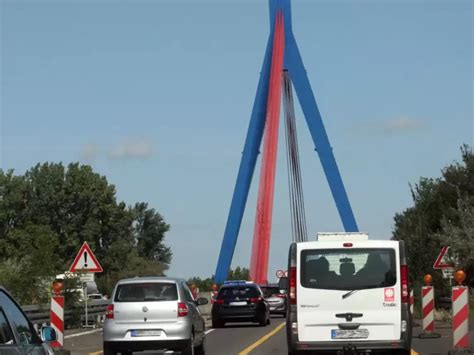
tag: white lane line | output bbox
[65,328,102,339]
[205,329,215,335]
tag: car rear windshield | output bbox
[300,248,396,291]
[114,283,178,302]
[218,287,259,299]
[260,287,280,298]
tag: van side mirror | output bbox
[40,326,57,342]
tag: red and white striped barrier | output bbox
[50,296,64,348]
[422,286,435,333]
[452,286,469,349]
[410,289,414,315]
[210,291,217,304]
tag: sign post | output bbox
[69,242,103,328]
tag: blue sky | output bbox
[1,0,472,280]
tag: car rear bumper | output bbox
[103,319,191,342]
[104,340,188,352]
[291,339,410,352]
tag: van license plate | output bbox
[131,330,161,337]
[331,329,369,339]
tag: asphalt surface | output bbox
[64,316,474,355]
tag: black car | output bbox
[211,281,270,328]
[0,286,57,355]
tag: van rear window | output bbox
[300,248,396,290]
[114,283,178,302]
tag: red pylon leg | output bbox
[250,11,285,284]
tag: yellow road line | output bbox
[88,351,103,355]
[411,350,419,355]
[238,322,286,355]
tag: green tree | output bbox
[227,266,250,281]
[393,145,473,290]
[0,163,172,302]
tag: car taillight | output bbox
[178,302,189,317]
[343,243,353,247]
[249,297,262,303]
[105,304,114,319]
[401,265,409,304]
[276,294,286,298]
[289,266,297,305]
[215,299,225,305]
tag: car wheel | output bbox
[103,342,116,355]
[121,352,132,355]
[194,335,205,355]
[259,315,267,327]
[182,332,194,355]
[266,317,270,325]
[395,350,411,355]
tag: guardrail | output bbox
[22,299,110,329]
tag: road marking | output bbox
[238,322,285,355]
[88,351,102,355]
[65,328,101,339]
[205,329,215,335]
[411,350,419,355]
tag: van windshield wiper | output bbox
[342,289,359,299]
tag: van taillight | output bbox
[106,304,114,319]
[178,302,189,317]
[289,266,297,305]
[400,265,409,303]
[343,243,353,247]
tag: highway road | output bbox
[64,316,474,355]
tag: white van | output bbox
[286,233,412,354]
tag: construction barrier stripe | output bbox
[50,296,64,347]
[51,298,64,319]
[409,290,414,315]
[422,286,435,333]
[452,286,469,348]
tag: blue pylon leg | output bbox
[214,37,273,284]
[285,36,359,232]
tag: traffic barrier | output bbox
[419,282,440,338]
[50,295,64,347]
[452,285,469,349]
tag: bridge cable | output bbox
[282,70,308,243]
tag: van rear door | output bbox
[297,241,401,343]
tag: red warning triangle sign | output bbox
[433,246,454,269]
[69,242,103,273]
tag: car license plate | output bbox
[229,301,247,306]
[331,329,369,339]
[131,330,161,337]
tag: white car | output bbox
[286,233,412,354]
[103,277,208,355]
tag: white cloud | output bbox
[382,117,424,133]
[80,143,100,162]
[108,137,153,160]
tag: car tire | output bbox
[194,335,205,355]
[266,317,270,325]
[395,350,411,355]
[103,342,116,355]
[259,315,267,327]
[182,332,194,355]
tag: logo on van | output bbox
[384,288,395,302]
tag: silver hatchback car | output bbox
[103,277,208,355]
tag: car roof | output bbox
[116,276,185,285]
[221,281,258,288]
